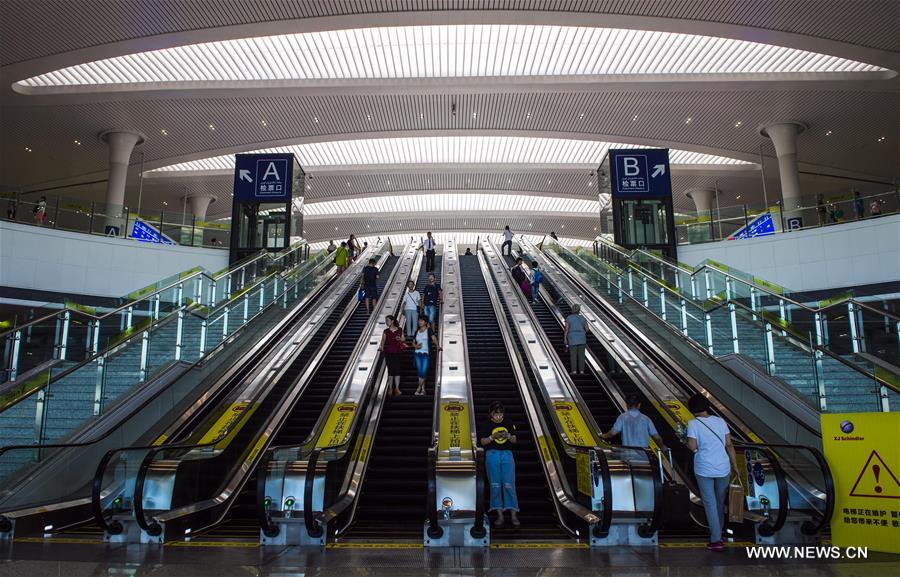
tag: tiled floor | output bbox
[1,541,897,576]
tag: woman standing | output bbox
[379,315,406,397]
[478,401,520,527]
[412,315,440,396]
[402,280,421,337]
[34,196,47,225]
[563,303,587,375]
[685,393,739,552]
[347,234,362,262]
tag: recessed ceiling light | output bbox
[588,181,593,186]
[346,181,350,187]
[208,124,215,130]
[578,113,585,119]
[736,195,742,200]
[314,116,319,123]
[548,179,552,185]
[526,112,532,119]
[73,140,81,145]
[163,201,168,206]
[24,146,32,152]
[685,117,693,124]
[260,120,267,126]
[366,114,372,121]
[632,115,638,121]
[561,224,565,228]
[734,121,743,127]
[877,136,886,142]
[825,130,832,136]
[419,112,424,120]
[472,111,477,119]
[160,129,168,135]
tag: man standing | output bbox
[501,225,514,256]
[601,394,666,451]
[420,231,437,272]
[421,273,443,326]
[360,257,379,313]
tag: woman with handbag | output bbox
[685,393,739,552]
[379,315,407,397]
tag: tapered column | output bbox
[185,194,217,220]
[99,129,145,235]
[685,188,718,240]
[759,121,807,211]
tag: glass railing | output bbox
[540,238,899,413]
[0,243,312,385]
[0,248,334,484]
[674,187,899,245]
[0,250,337,488]
[1,191,232,248]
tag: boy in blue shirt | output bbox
[530,261,544,304]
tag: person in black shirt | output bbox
[479,401,520,527]
[360,258,379,314]
[421,273,442,326]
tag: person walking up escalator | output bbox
[479,402,520,528]
[563,304,587,375]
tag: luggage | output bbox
[658,449,691,526]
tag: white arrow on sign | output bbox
[239,169,253,183]
[651,164,666,178]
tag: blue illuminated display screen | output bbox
[730,212,775,240]
[132,220,174,244]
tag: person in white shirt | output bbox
[412,315,441,395]
[685,393,739,552]
[419,231,437,272]
[326,240,337,254]
[402,280,421,337]
[501,225,514,256]
[601,395,666,451]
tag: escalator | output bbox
[341,257,442,540]
[199,255,401,539]
[459,255,567,541]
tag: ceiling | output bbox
[1,1,898,242]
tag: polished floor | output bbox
[1,540,898,577]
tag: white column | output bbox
[759,121,807,211]
[684,188,717,214]
[184,194,217,220]
[99,129,145,234]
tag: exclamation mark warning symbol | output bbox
[849,450,900,499]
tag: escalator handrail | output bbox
[295,249,422,537]
[125,247,387,533]
[472,446,486,537]
[541,243,821,440]
[88,249,374,533]
[425,446,440,538]
[734,441,833,535]
[475,245,603,534]
[263,242,415,456]
[591,446,614,538]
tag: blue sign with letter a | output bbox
[608,148,672,198]
[233,153,295,201]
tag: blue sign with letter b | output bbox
[607,148,672,198]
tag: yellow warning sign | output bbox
[553,401,599,447]
[576,450,592,497]
[438,401,472,452]
[198,401,259,447]
[315,402,358,448]
[821,412,900,554]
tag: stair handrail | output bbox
[586,235,900,322]
[0,250,327,416]
[0,242,307,340]
[551,240,900,402]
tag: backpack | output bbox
[533,270,544,284]
[511,266,526,283]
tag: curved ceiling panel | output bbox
[15,24,891,92]
[149,135,751,173]
[303,193,601,217]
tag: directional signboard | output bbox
[607,148,672,198]
[233,153,296,201]
[729,212,776,240]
